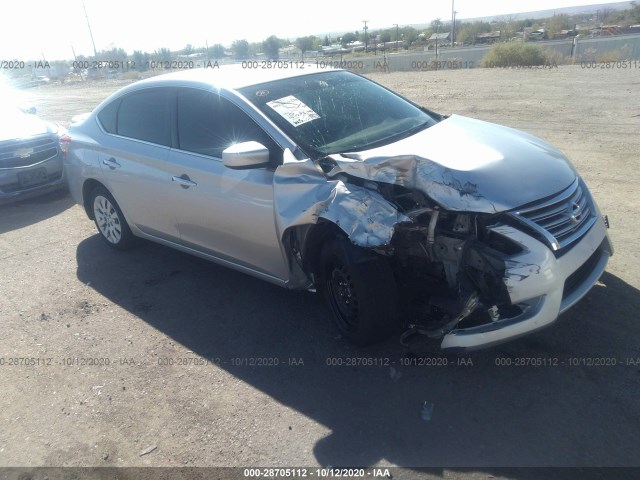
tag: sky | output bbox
[0,0,630,61]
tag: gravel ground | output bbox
[0,65,639,474]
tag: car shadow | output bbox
[76,236,640,469]
[0,188,74,234]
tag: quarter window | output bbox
[97,98,119,134]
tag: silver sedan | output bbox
[65,65,613,351]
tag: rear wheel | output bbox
[90,186,136,249]
[319,236,399,345]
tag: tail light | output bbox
[59,133,71,159]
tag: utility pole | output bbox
[394,23,399,52]
[393,23,398,53]
[436,19,440,70]
[363,20,369,53]
[453,10,457,46]
[71,44,86,81]
[82,0,98,58]
[435,22,439,61]
[451,0,455,45]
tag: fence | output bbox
[331,33,640,73]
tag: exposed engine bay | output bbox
[378,183,524,337]
[325,169,522,339]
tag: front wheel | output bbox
[319,236,399,345]
[90,186,136,249]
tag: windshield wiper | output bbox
[326,120,434,155]
[395,119,433,140]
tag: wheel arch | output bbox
[82,178,105,220]
[282,218,391,290]
[278,220,345,289]
[300,220,345,276]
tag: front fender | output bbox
[274,150,409,287]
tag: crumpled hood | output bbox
[328,114,577,213]
[0,109,54,142]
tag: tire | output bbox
[90,185,136,249]
[319,236,399,345]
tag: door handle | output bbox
[102,157,121,169]
[171,175,197,188]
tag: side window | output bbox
[177,88,282,163]
[97,99,119,133]
[177,89,228,157]
[116,89,171,146]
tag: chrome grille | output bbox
[510,178,597,254]
[0,136,59,169]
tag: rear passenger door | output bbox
[97,88,179,241]
[166,88,288,281]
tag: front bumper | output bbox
[441,215,612,352]
[0,137,66,204]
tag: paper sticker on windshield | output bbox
[266,95,320,127]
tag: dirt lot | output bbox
[1,66,639,475]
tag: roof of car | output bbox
[129,63,339,91]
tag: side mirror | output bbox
[222,141,270,169]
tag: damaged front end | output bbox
[275,144,612,352]
[359,180,528,348]
[383,203,543,351]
